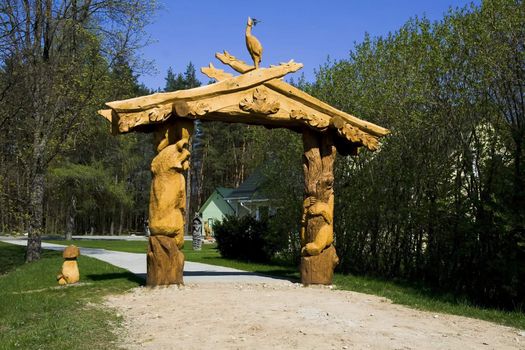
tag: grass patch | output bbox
[44,238,525,330]
[333,274,525,330]
[0,242,27,276]
[45,239,148,253]
[0,241,142,350]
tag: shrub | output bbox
[214,215,281,263]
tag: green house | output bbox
[198,187,235,229]
[222,170,270,220]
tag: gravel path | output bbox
[107,283,524,350]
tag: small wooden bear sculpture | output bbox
[57,245,80,285]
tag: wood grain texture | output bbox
[147,120,193,286]
[300,128,338,284]
[245,17,263,69]
[201,63,233,81]
[147,235,184,286]
[105,61,303,112]
[300,245,339,285]
[99,51,387,153]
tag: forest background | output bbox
[0,0,523,310]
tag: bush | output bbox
[214,215,281,263]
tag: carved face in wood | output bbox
[172,139,190,172]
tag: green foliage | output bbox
[164,62,201,92]
[0,1,158,241]
[48,162,133,212]
[257,129,304,263]
[0,242,141,349]
[330,0,523,310]
[262,0,525,310]
[41,63,155,236]
[200,122,262,194]
[214,215,283,263]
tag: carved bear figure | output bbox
[300,171,335,256]
[301,195,334,256]
[148,137,190,249]
[57,245,80,285]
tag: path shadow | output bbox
[252,269,300,283]
[183,270,298,283]
[184,271,261,277]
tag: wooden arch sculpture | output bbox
[99,21,389,286]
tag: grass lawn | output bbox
[44,238,525,330]
[47,239,149,253]
[0,241,142,350]
[333,274,525,330]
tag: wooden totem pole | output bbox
[98,18,389,286]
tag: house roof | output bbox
[99,51,389,156]
[224,170,266,201]
[199,187,235,214]
[216,187,234,198]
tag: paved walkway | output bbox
[0,237,289,284]
[67,235,196,241]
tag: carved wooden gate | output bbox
[99,20,389,286]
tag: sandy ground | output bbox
[105,282,524,350]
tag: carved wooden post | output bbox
[300,128,339,285]
[147,120,193,286]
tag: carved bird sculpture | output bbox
[245,17,263,69]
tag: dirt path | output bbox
[106,282,523,350]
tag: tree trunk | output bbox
[26,163,45,262]
[118,206,124,235]
[101,217,106,235]
[513,133,524,223]
[65,195,76,241]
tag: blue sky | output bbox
[138,0,479,90]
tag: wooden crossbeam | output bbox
[105,60,303,112]
[215,51,389,138]
[201,63,233,81]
